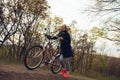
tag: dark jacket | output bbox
[51,30,73,58]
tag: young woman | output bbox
[47,24,73,78]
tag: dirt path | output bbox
[0,63,97,80]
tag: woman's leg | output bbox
[60,55,70,78]
[59,54,65,68]
[64,58,70,71]
[62,57,70,78]
[60,54,71,71]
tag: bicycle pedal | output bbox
[45,61,49,65]
[48,60,53,63]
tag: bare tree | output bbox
[87,0,120,44]
[0,0,50,61]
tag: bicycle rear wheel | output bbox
[51,55,62,74]
[24,45,44,70]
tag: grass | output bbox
[85,72,120,80]
[0,55,23,66]
[0,54,120,80]
[97,76,120,80]
[69,70,120,80]
[1,60,120,80]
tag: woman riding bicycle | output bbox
[47,24,73,78]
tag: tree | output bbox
[90,26,106,42]
[0,0,50,61]
[88,0,120,44]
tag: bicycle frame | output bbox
[41,38,60,65]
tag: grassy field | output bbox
[0,59,120,80]
[0,52,120,80]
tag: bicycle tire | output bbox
[51,55,62,74]
[24,45,44,70]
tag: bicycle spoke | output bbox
[24,45,44,70]
[51,56,62,74]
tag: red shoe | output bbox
[60,69,67,75]
[63,71,69,78]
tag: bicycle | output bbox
[24,34,62,74]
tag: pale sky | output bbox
[47,0,98,30]
[94,38,120,57]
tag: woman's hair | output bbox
[60,24,69,31]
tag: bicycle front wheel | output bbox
[24,45,44,70]
[51,55,62,74]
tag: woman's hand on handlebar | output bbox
[44,34,51,39]
[58,37,63,40]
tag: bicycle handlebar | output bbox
[44,34,51,39]
[44,34,70,44]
